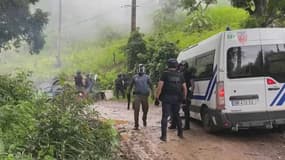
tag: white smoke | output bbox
[37,0,160,47]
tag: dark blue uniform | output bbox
[159,70,185,140]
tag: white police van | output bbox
[177,28,285,132]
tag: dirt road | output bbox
[92,101,285,160]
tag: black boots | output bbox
[160,136,167,142]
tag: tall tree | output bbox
[148,40,179,83]
[153,0,180,32]
[0,0,48,54]
[125,30,147,71]
[180,0,217,12]
[179,0,216,32]
[161,0,179,16]
[231,0,285,27]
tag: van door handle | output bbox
[268,87,280,91]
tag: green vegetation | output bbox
[157,6,248,49]
[230,0,285,27]
[1,1,284,159]
[62,39,127,89]
[125,31,147,71]
[0,73,119,160]
[0,0,48,54]
[180,0,217,12]
[123,5,249,83]
[0,2,252,92]
[0,38,127,89]
[0,5,249,88]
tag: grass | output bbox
[0,6,249,89]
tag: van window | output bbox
[195,51,215,80]
[263,44,285,82]
[227,46,263,78]
[186,58,195,69]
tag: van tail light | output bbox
[266,78,276,85]
[216,81,225,110]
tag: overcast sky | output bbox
[36,0,160,43]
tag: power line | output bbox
[45,6,121,34]
[56,0,62,67]
[131,0,137,32]
[58,0,152,32]
[45,0,155,34]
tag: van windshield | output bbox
[227,44,285,83]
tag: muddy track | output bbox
[93,101,285,160]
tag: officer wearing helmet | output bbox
[74,71,84,91]
[169,61,196,130]
[180,61,195,130]
[115,74,125,99]
[128,64,154,130]
[155,58,187,141]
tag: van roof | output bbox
[181,28,285,52]
[178,28,285,62]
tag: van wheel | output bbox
[202,110,216,133]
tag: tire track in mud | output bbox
[93,101,285,160]
[93,101,173,160]
[114,122,174,160]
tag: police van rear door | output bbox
[261,29,285,120]
[225,30,267,115]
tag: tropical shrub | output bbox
[0,73,119,160]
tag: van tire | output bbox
[202,109,217,133]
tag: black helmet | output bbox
[138,64,145,74]
[180,61,188,69]
[167,58,178,69]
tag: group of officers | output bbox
[127,59,194,142]
[74,71,95,96]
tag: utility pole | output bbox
[131,0,136,32]
[121,0,138,32]
[56,0,62,67]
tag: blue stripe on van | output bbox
[276,93,285,106]
[192,95,206,100]
[207,76,217,101]
[204,66,218,99]
[270,84,285,106]
[192,66,217,101]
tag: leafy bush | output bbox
[0,73,119,160]
[144,35,180,83]
[206,6,249,29]
[186,9,213,32]
[124,30,147,71]
[0,72,34,106]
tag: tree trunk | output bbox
[253,0,268,17]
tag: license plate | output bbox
[231,99,257,106]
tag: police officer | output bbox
[155,59,187,141]
[122,73,131,94]
[180,61,195,130]
[129,64,154,130]
[84,73,94,94]
[168,62,195,130]
[115,74,125,99]
[74,71,84,91]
